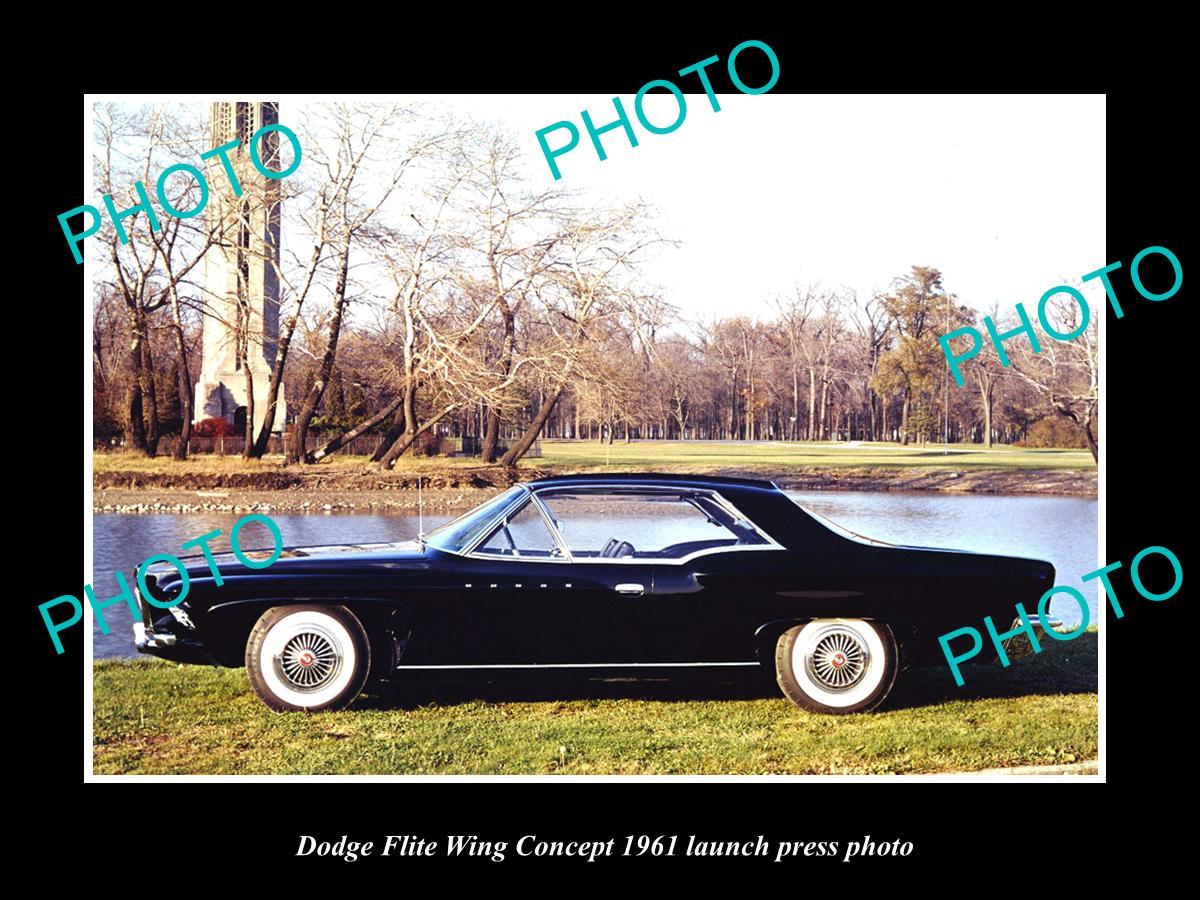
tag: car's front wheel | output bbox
[246,605,371,712]
[775,619,898,714]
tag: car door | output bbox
[441,494,655,665]
[650,550,794,662]
[641,490,793,662]
[537,487,730,664]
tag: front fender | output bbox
[200,596,414,669]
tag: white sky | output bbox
[92,94,1107,320]
[438,93,1106,317]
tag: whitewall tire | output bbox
[246,605,371,712]
[775,619,898,714]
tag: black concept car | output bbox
[134,474,1055,714]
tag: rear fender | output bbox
[753,616,918,669]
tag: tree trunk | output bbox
[499,386,564,467]
[379,404,458,469]
[312,393,405,462]
[819,377,829,440]
[168,289,194,461]
[978,374,994,449]
[481,298,515,463]
[290,248,351,463]
[900,391,911,446]
[1081,403,1098,462]
[250,244,324,457]
[126,335,147,451]
[372,407,409,462]
[249,351,287,458]
[136,323,160,457]
[481,411,502,463]
[791,366,800,440]
[807,368,817,440]
[127,376,146,451]
[240,306,255,461]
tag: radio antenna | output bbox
[417,476,425,546]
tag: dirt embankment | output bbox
[768,467,1096,496]
[93,465,1096,514]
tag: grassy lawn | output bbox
[538,440,1095,471]
[94,441,1095,477]
[93,632,1096,775]
[92,451,489,476]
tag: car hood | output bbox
[145,539,432,590]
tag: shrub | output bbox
[193,416,235,437]
[418,432,444,457]
[93,404,123,444]
[1020,416,1088,448]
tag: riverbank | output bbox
[92,632,1097,775]
[95,468,1096,514]
[94,443,1096,513]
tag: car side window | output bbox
[476,500,560,558]
[538,490,763,560]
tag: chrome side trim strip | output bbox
[393,662,761,669]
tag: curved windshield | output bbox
[424,485,527,554]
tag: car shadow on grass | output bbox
[357,632,1098,712]
[888,631,1098,711]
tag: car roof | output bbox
[523,472,780,493]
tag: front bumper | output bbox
[132,577,211,662]
[133,621,177,651]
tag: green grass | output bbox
[93,632,1096,775]
[94,440,1095,479]
[92,451,489,476]
[537,440,1096,471]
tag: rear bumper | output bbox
[1001,615,1061,662]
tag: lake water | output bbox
[90,491,1098,659]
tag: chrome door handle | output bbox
[615,583,645,596]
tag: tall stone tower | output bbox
[194,101,285,439]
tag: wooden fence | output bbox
[146,433,541,459]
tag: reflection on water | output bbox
[91,491,1097,659]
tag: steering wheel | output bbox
[600,538,620,558]
[613,541,635,558]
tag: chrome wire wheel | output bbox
[249,606,369,712]
[777,618,898,714]
[276,629,342,692]
[804,626,869,692]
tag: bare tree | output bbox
[496,203,664,467]
[287,104,447,464]
[94,104,221,458]
[1006,287,1098,460]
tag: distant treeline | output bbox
[92,104,1097,466]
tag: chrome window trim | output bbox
[451,483,786,566]
[531,491,575,562]
[532,484,785,565]
[462,486,575,564]
[457,485,534,557]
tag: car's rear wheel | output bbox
[245,605,371,712]
[775,619,898,714]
